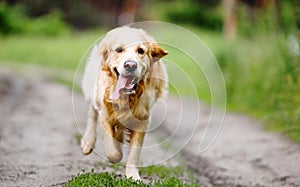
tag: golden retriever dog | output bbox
[80,26,168,180]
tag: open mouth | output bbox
[122,74,138,93]
[110,68,138,100]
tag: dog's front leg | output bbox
[102,118,123,163]
[81,105,98,155]
[125,129,146,180]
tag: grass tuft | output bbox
[63,169,199,187]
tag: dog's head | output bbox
[100,27,168,100]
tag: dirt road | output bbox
[0,69,300,187]
[0,70,100,186]
[0,69,178,186]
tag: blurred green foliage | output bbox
[215,33,300,141]
[280,0,298,32]
[0,2,70,36]
[163,0,223,31]
[147,0,223,31]
[237,0,298,36]
[152,0,298,35]
[19,0,107,29]
[236,4,276,36]
[147,1,300,141]
[0,2,21,34]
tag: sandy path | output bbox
[0,71,100,186]
[1,69,300,187]
[0,70,175,186]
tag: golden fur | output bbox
[80,26,168,180]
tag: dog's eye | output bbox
[115,47,123,53]
[137,48,145,55]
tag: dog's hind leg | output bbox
[81,105,98,155]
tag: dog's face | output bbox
[101,27,168,100]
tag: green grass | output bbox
[65,157,198,186]
[63,168,199,187]
[0,29,106,70]
[167,26,300,142]
[0,29,106,93]
[212,33,300,141]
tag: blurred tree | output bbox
[222,0,298,38]
[222,0,237,40]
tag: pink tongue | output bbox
[110,75,128,100]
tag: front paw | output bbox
[125,168,141,180]
[80,137,95,155]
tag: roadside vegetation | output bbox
[147,0,300,142]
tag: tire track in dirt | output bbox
[0,70,27,132]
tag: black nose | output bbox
[124,61,137,72]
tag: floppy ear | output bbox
[102,48,109,62]
[151,44,168,62]
[101,49,110,71]
[98,43,111,71]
